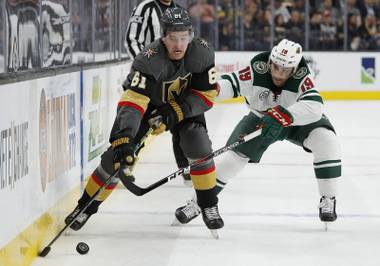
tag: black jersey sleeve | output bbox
[180,39,218,118]
[110,69,156,143]
[181,64,217,118]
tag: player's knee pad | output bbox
[303,127,340,162]
[216,150,249,184]
[100,146,116,175]
[179,122,212,158]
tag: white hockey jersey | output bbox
[217,52,324,126]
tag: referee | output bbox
[125,0,177,59]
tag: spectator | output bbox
[188,0,216,45]
[347,12,362,50]
[274,14,287,44]
[243,9,260,50]
[285,10,305,46]
[319,0,341,21]
[359,14,380,50]
[309,11,322,51]
[320,10,338,49]
[274,0,291,23]
[217,0,238,50]
[346,0,361,16]
[357,0,380,19]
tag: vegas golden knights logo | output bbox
[162,73,191,102]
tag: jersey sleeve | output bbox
[110,69,155,142]
[216,65,253,100]
[287,73,324,126]
[181,65,218,117]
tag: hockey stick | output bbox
[38,170,118,257]
[38,127,153,257]
[119,128,262,196]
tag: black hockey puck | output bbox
[76,242,89,255]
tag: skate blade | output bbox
[210,229,219,239]
[171,217,182,226]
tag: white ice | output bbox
[33,101,380,266]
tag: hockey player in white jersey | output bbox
[174,39,341,229]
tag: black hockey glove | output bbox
[261,106,293,143]
[110,136,136,169]
[150,99,185,135]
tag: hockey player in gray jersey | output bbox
[174,39,341,229]
[65,7,223,236]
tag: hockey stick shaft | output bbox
[38,171,117,257]
[119,128,262,196]
[38,128,153,257]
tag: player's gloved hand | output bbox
[150,99,185,135]
[110,136,136,170]
[261,106,293,143]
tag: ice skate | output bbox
[65,205,94,231]
[172,199,201,226]
[319,196,337,231]
[201,204,224,239]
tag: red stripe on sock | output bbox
[190,164,215,175]
[91,173,117,189]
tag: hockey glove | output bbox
[111,136,136,170]
[261,106,293,143]
[150,99,185,135]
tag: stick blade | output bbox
[38,246,51,257]
[118,170,145,196]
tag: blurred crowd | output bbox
[2,0,380,73]
[187,0,380,51]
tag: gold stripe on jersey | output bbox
[193,89,218,106]
[191,171,217,190]
[120,89,150,112]
[168,100,184,122]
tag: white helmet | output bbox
[270,39,302,71]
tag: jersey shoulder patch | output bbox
[292,57,311,80]
[252,60,269,74]
[133,40,167,80]
[185,38,215,73]
[250,51,270,74]
[249,52,272,87]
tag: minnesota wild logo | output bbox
[252,61,268,74]
[293,67,308,79]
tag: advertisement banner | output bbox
[215,52,380,92]
[0,72,81,247]
[82,68,109,175]
[81,63,131,177]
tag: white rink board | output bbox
[0,72,81,247]
[81,62,131,178]
[215,51,380,91]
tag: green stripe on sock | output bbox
[314,166,341,179]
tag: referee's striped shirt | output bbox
[125,0,177,59]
